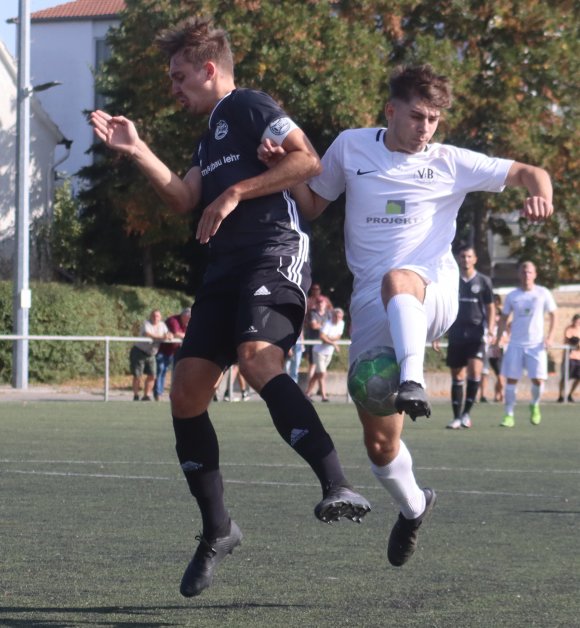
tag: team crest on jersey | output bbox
[471,284,481,294]
[215,120,229,140]
[269,117,291,136]
[385,200,406,215]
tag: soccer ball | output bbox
[348,346,400,416]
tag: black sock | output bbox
[463,379,480,414]
[451,379,464,419]
[260,373,348,494]
[173,412,230,539]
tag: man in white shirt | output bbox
[259,63,553,567]
[495,261,557,427]
[130,309,172,401]
[306,308,345,401]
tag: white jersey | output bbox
[314,319,345,356]
[502,286,557,347]
[309,128,513,301]
[135,320,169,356]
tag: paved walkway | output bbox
[0,371,565,403]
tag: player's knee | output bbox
[238,343,284,390]
[381,269,424,304]
[364,431,398,465]
[169,376,211,417]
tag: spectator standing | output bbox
[306,308,345,402]
[557,313,580,403]
[481,293,508,402]
[307,283,333,311]
[222,364,250,401]
[285,330,305,384]
[496,261,557,426]
[154,308,191,401]
[445,246,495,429]
[304,297,330,385]
[91,16,370,598]
[130,309,172,401]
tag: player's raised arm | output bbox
[195,128,321,243]
[505,162,553,222]
[90,109,201,215]
[257,138,330,222]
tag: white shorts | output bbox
[313,350,333,373]
[501,343,547,380]
[348,278,459,366]
[481,344,490,375]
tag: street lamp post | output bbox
[12,0,31,389]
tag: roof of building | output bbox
[31,0,125,21]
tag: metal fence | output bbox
[0,335,574,402]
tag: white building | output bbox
[0,39,67,280]
[27,0,124,181]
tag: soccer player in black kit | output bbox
[445,246,495,429]
[90,17,369,597]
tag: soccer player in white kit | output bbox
[259,64,553,566]
[495,261,557,427]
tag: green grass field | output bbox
[1,399,578,627]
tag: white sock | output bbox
[371,440,426,519]
[386,294,427,386]
[505,383,517,415]
[531,382,544,405]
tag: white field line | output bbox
[0,467,576,499]
[0,459,580,500]
[0,458,579,475]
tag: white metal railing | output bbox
[0,335,574,403]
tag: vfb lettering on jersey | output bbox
[414,167,437,183]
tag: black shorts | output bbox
[488,356,502,376]
[446,340,486,369]
[178,257,308,370]
[563,358,580,379]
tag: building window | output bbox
[94,38,112,110]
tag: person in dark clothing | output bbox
[445,246,495,429]
[90,16,369,599]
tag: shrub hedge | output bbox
[0,281,448,385]
[0,282,191,384]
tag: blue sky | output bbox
[0,1,61,56]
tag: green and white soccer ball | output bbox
[348,346,400,416]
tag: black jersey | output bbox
[447,271,494,343]
[191,88,311,283]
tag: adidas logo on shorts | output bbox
[253,285,271,296]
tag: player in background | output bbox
[495,261,557,427]
[90,16,370,598]
[259,64,553,567]
[444,246,495,429]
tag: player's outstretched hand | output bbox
[520,196,553,222]
[90,110,139,156]
[257,138,286,169]
[196,188,240,244]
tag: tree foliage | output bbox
[48,180,84,281]
[77,0,578,300]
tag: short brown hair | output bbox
[155,16,234,74]
[389,64,452,109]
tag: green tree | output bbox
[78,0,578,299]
[47,180,84,281]
[78,0,385,296]
[371,0,579,287]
